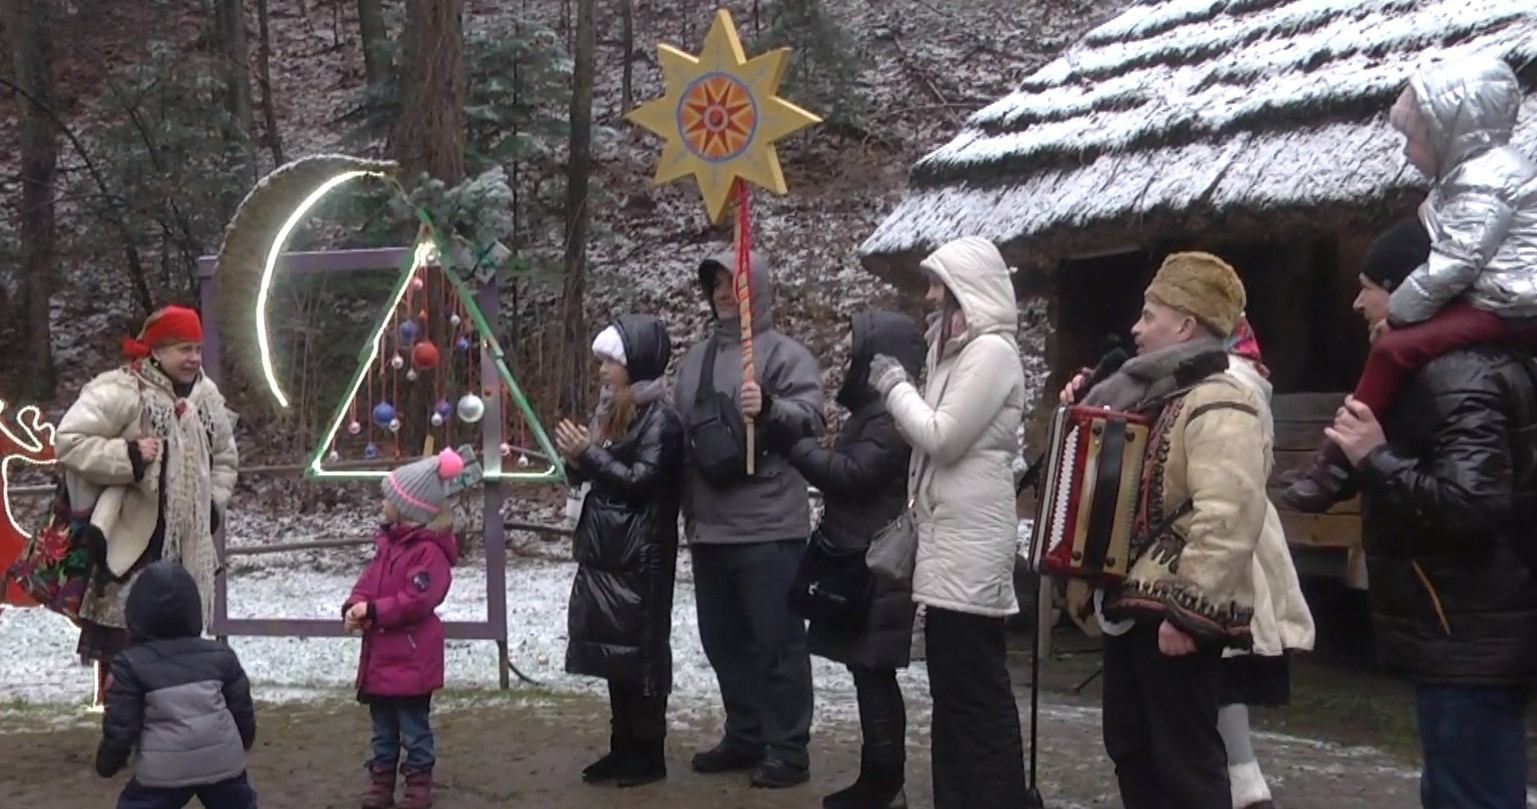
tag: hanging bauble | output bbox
[412,341,441,370]
[327,449,341,464]
[418,308,429,321]
[456,335,472,352]
[398,320,420,343]
[406,369,419,383]
[390,354,406,370]
[430,412,445,428]
[410,276,425,291]
[457,394,486,423]
[364,443,379,459]
[372,402,395,427]
[499,442,511,457]
[388,417,401,433]
[450,314,462,328]
[434,399,453,419]
[517,453,531,468]
[347,420,362,436]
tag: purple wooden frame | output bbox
[195,249,514,688]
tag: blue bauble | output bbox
[398,320,420,343]
[434,399,453,418]
[371,402,396,427]
[364,443,379,459]
[456,335,472,352]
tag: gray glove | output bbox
[868,353,910,396]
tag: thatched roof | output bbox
[859,0,1537,287]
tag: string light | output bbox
[303,238,565,483]
[0,400,58,542]
[257,169,387,408]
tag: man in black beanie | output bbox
[1331,217,1537,809]
[1353,216,1433,342]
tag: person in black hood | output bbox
[97,560,258,809]
[781,311,926,809]
[557,314,685,789]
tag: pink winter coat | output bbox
[343,524,457,698]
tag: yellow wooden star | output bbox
[627,9,821,223]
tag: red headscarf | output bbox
[1228,315,1270,379]
[122,305,204,360]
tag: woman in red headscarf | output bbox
[54,305,239,704]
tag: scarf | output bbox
[1081,337,1226,411]
[1226,317,1270,379]
[589,377,670,441]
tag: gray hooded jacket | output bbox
[673,250,825,544]
[1389,56,1537,325]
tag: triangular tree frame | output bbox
[303,218,564,483]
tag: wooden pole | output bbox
[733,180,756,475]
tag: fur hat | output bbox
[1145,252,1247,338]
[383,449,465,526]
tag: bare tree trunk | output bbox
[255,0,285,165]
[620,0,634,114]
[393,0,465,183]
[356,0,390,87]
[217,0,255,149]
[6,0,59,399]
[559,0,595,416]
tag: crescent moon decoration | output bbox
[213,154,398,409]
[625,9,821,223]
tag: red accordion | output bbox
[1027,404,1149,583]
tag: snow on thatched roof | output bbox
[860,0,1537,275]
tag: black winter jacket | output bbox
[565,315,685,693]
[788,311,926,670]
[97,561,256,787]
[1358,347,1537,686]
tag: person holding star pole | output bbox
[627,9,827,789]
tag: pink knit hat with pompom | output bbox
[382,449,464,524]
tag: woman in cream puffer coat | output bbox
[869,236,1027,809]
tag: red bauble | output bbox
[412,341,441,370]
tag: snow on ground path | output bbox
[7,554,1532,806]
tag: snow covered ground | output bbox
[0,552,930,732]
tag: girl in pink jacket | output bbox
[343,450,463,809]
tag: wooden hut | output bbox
[859,0,1537,584]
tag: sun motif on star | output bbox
[627,9,821,223]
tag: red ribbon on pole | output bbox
[732,180,756,475]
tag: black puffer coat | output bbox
[1358,347,1537,686]
[787,311,927,670]
[565,315,685,694]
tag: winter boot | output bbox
[861,740,907,809]
[360,764,396,809]
[690,741,763,774]
[398,766,433,809]
[821,747,872,809]
[617,739,668,788]
[1277,439,1354,513]
[581,735,624,784]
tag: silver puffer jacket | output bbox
[1389,56,1537,325]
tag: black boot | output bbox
[821,748,872,809]
[1277,438,1354,513]
[617,739,667,788]
[581,735,624,784]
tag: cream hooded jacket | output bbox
[883,237,1025,617]
[1224,357,1316,658]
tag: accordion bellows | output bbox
[1027,404,1148,583]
